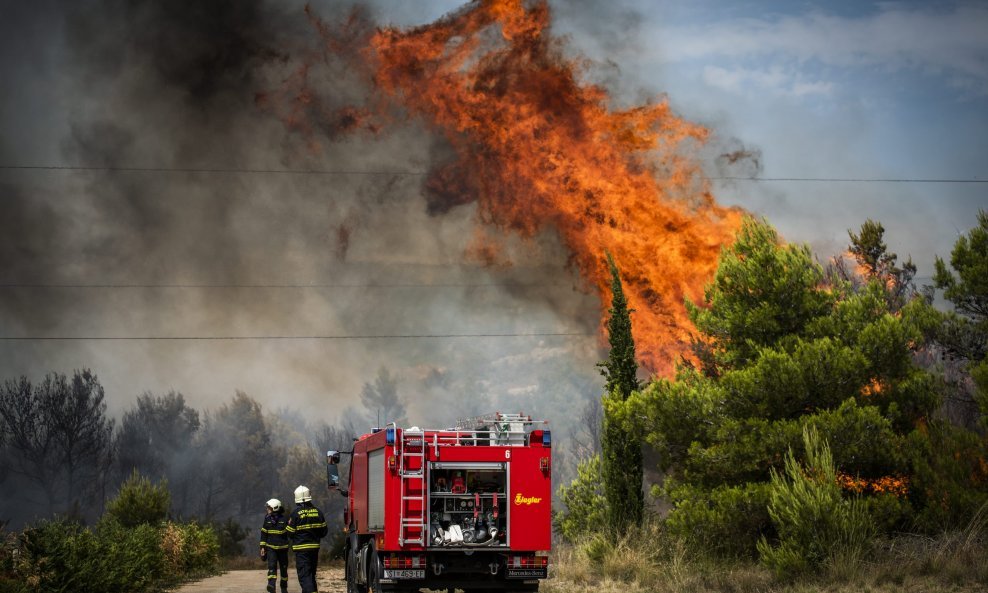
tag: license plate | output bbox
[506,568,548,578]
[383,569,425,579]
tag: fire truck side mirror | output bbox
[326,451,346,496]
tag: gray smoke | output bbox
[0,0,604,485]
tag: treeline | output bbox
[0,355,431,591]
[555,214,988,589]
[0,352,582,546]
[0,379,376,543]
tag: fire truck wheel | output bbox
[345,540,365,593]
[367,548,382,593]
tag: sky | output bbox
[0,0,985,435]
[549,0,987,273]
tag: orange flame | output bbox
[293,0,744,374]
[836,471,910,498]
[843,250,871,280]
[860,378,885,398]
[842,250,900,294]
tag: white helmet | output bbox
[266,498,282,511]
[294,485,312,503]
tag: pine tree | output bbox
[630,217,983,556]
[933,209,988,322]
[933,209,988,423]
[847,218,917,310]
[598,254,643,532]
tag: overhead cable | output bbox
[1,164,984,183]
[0,332,591,341]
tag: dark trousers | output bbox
[266,548,289,592]
[295,549,320,593]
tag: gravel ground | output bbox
[173,567,346,593]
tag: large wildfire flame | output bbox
[279,0,744,375]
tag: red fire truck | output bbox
[326,413,552,593]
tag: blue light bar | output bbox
[542,430,551,447]
[385,427,396,445]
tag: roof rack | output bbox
[454,412,543,430]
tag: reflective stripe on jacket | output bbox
[260,511,290,550]
[286,502,328,551]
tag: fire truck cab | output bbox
[327,413,551,592]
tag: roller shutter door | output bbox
[368,448,385,530]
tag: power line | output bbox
[0,282,574,289]
[0,332,591,341]
[711,176,987,184]
[0,165,426,176]
[1,164,984,183]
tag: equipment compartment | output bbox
[427,463,508,547]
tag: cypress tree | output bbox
[598,253,643,531]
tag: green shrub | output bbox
[757,426,875,577]
[19,518,93,592]
[180,521,220,574]
[906,422,988,533]
[554,455,607,542]
[161,521,219,578]
[580,532,614,566]
[93,518,166,591]
[106,470,171,528]
[15,515,218,592]
[860,492,911,533]
[0,528,27,593]
[664,481,771,558]
[18,517,165,593]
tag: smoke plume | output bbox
[0,0,603,435]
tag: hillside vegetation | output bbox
[0,474,218,593]
[556,214,988,591]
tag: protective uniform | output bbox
[260,498,290,593]
[286,486,328,593]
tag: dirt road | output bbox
[173,567,346,593]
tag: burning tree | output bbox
[844,219,917,311]
[631,217,986,558]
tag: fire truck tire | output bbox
[345,538,366,593]
[367,548,382,593]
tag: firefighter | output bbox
[286,485,328,593]
[260,498,290,593]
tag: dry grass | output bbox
[544,513,988,593]
[221,554,345,572]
